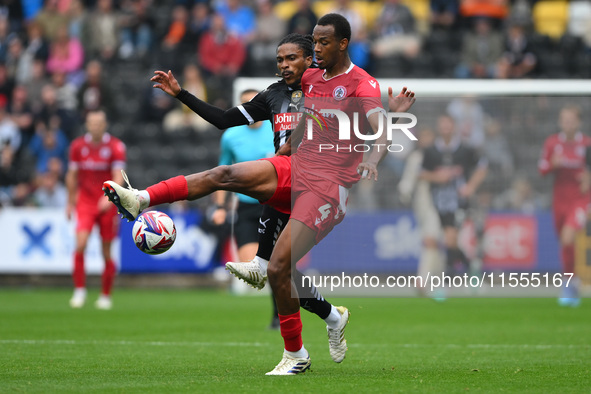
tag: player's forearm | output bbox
[176,89,247,129]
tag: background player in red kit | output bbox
[538,105,591,307]
[66,109,126,310]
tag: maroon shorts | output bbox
[291,174,349,244]
[259,155,292,214]
[76,203,119,241]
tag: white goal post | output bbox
[233,78,591,104]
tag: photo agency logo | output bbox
[303,104,417,153]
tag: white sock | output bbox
[73,288,86,298]
[254,256,269,276]
[324,305,342,329]
[138,190,150,210]
[285,345,308,358]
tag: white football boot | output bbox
[95,295,112,310]
[327,306,349,363]
[225,260,267,290]
[69,288,87,308]
[265,352,311,376]
[102,170,143,221]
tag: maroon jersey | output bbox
[294,64,384,188]
[69,133,126,206]
[538,132,591,206]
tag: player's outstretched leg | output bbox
[103,161,279,222]
[103,170,144,221]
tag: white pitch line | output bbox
[0,340,587,350]
[0,339,270,347]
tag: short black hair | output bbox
[317,13,351,42]
[277,33,314,59]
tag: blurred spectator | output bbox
[118,0,154,60]
[35,0,69,42]
[49,71,80,139]
[21,0,43,22]
[371,0,421,59]
[18,21,50,85]
[33,170,67,207]
[67,0,87,40]
[497,22,537,79]
[5,35,25,81]
[0,97,20,154]
[459,0,509,27]
[1,0,24,30]
[214,0,256,42]
[28,115,69,175]
[0,16,12,63]
[455,17,503,78]
[186,2,211,45]
[349,26,371,70]
[447,97,486,149]
[0,63,14,104]
[81,0,120,61]
[250,0,286,63]
[46,24,85,80]
[0,142,18,189]
[9,85,35,148]
[0,97,21,187]
[24,59,50,112]
[11,182,35,206]
[198,13,246,107]
[330,0,364,41]
[430,0,459,30]
[161,5,190,53]
[163,63,209,133]
[77,60,115,119]
[493,176,545,213]
[287,0,317,35]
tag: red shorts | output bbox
[291,174,349,244]
[553,200,589,234]
[259,155,292,214]
[76,203,119,241]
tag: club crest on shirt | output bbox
[100,147,111,159]
[333,86,347,100]
[291,90,302,103]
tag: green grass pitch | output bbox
[0,288,589,393]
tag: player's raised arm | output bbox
[150,70,254,130]
[151,70,182,97]
[388,87,416,113]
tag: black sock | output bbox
[293,269,332,320]
[255,206,289,261]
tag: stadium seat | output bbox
[532,1,569,40]
[402,0,430,35]
[274,1,382,26]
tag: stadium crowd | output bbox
[0,0,588,213]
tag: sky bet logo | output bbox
[303,107,417,153]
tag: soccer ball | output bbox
[132,211,176,255]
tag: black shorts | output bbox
[438,212,457,228]
[234,202,264,248]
